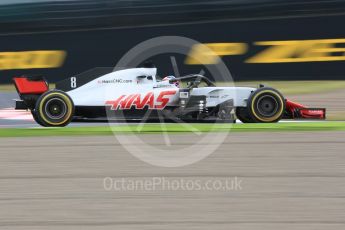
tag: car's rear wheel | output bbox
[34,90,74,127]
[31,110,47,127]
[247,87,285,123]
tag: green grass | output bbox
[0,122,345,137]
[0,84,16,91]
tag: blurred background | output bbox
[0,0,345,119]
[1,2,345,230]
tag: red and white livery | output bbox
[12,67,325,127]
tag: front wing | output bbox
[284,100,326,120]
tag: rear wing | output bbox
[13,76,49,110]
[13,76,48,95]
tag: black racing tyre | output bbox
[31,110,48,127]
[235,107,255,123]
[34,90,74,127]
[247,87,285,123]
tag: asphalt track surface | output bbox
[0,92,16,109]
[1,91,345,229]
[0,132,345,230]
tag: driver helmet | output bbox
[162,75,180,88]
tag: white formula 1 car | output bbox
[13,67,326,127]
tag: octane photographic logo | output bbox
[106,36,235,167]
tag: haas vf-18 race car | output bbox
[13,67,326,127]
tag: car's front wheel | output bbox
[247,87,285,123]
[235,107,255,123]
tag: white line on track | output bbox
[0,108,33,121]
